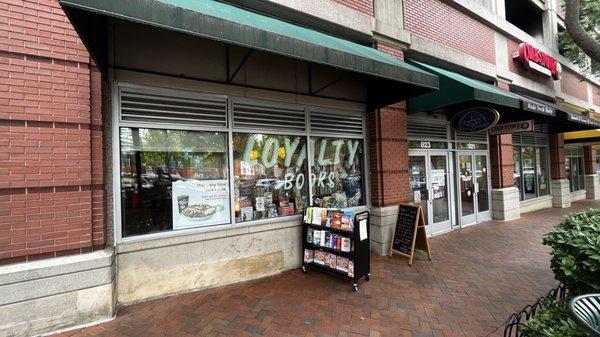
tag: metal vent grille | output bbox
[310,109,364,137]
[515,132,550,146]
[455,131,488,142]
[119,86,228,128]
[407,117,448,140]
[520,133,536,144]
[232,100,307,132]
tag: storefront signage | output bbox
[450,107,500,133]
[567,113,600,128]
[489,120,534,135]
[523,101,555,116]
[172,179,230,229]
[513,43,561,80]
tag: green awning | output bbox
[59,0,438,107]
[407,62,520,113]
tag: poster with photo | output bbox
[172,179,230,230]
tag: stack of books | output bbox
[304,249,354,277]
[307,228,352,252]
[304,207,355,231]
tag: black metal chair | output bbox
[569,294,600,337]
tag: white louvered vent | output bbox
[407,117,448,140]
[310,109,364,137]
[120,86,228,128]
[232,100,307,133]
[455,131,488,142]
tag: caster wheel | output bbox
[365,273,370,281]
[353,285,359,292]
[301,266,307,273]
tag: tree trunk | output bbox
[564,0,600,62]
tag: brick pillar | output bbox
[368,41,410,255]
[549,133,571,207]
[489,134,514,188]
[583,145,600,199]
[368,102,409,255]
[489,134,519,220]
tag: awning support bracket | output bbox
[311,71,351,95]
[228,49,253,83]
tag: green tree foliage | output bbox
[559,0,600,76]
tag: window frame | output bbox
[512,140,551,201]
[112,82,369,244]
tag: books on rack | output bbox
[303,248,354,277]
[341,237,352,252]
[306,227,352,252]
[304,207,355,232]
[313,250,325,265]
[303,249,313,263]
[336,256,349,273]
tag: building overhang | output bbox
[58,0,439,110]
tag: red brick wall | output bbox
[331,0,373,16]
[560,69,589,102]
[584,146,596,175]
[489,134,515,189]
[403,0,496,64]
[549,133,566,180]
[368,43,410,206]
[0,0,104,265]
[506,39,551,86]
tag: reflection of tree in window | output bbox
[311,137,364,208]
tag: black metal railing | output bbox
[503,284,569,337]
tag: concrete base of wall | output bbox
[519,195,553,214]
[491,187,520,220]
[585,174,600,200]
[0,249,115,337]
[115,218,302,305]
[571,189,587,202]
[369,205,398,256]
[551,179,571,208]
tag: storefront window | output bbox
[233,133,308,222]
[310,137,364,208]
[120,128,230,237]
[566,156,585,192]
[513,147,522,201]
[513,145,550,201]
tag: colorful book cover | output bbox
[303,249,314,263]
[307,228,313,243]
[320,208,328,226]
[325,253,337,269]
[331,211,342,229]
[313,250,325,265]
[324,232,331,248]
[331,234,337,249]
[343,210,355,231]
[320,230,326,247]
[341,237,352,252]
[348,260,354,278]
[313,230,321,246]
[336,256,349,272]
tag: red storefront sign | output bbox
[513,43,561,80]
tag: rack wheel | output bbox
[353,284,359,292]
[365,273,370,281]
[301,266,307,273]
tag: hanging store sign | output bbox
[489,120,534,135]
[567,113,600,128]
[450,107,500,133]
[513,43,561,80]
[523,101,555,116]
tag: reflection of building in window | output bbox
[565,147,585,193]
[513,132,550,201]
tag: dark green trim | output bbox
[59,0,438,91]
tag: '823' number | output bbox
[420,141,431,149]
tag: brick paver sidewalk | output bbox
[54,200,600,337]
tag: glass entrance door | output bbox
[458,152,491,226]
[409,151,452,236]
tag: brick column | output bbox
[489,134,520,220]
[583,145,600,199]
[549,133,571,207]
[368,102,409,255]
[368,41,409,256]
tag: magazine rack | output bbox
[301,209,370,292]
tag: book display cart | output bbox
[301,207,370,292]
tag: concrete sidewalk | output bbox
[53,200,600,337]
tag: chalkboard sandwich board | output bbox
[389,204,431,266]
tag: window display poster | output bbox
[430,169,446,186]
[172,179,230,229]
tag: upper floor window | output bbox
[505,0,544,42]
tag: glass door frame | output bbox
[456,150,492,227]
[408,149,453,236]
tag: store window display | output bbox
[310,137,364,208]
[119,128,229,237]
[233,133,308,222]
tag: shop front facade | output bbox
[1,0,600,336]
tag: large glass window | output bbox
[233,133,308,223]
[513,145,550,201]
[120,128,230,237]
[310,137,364,208]
[566,156,585,192]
